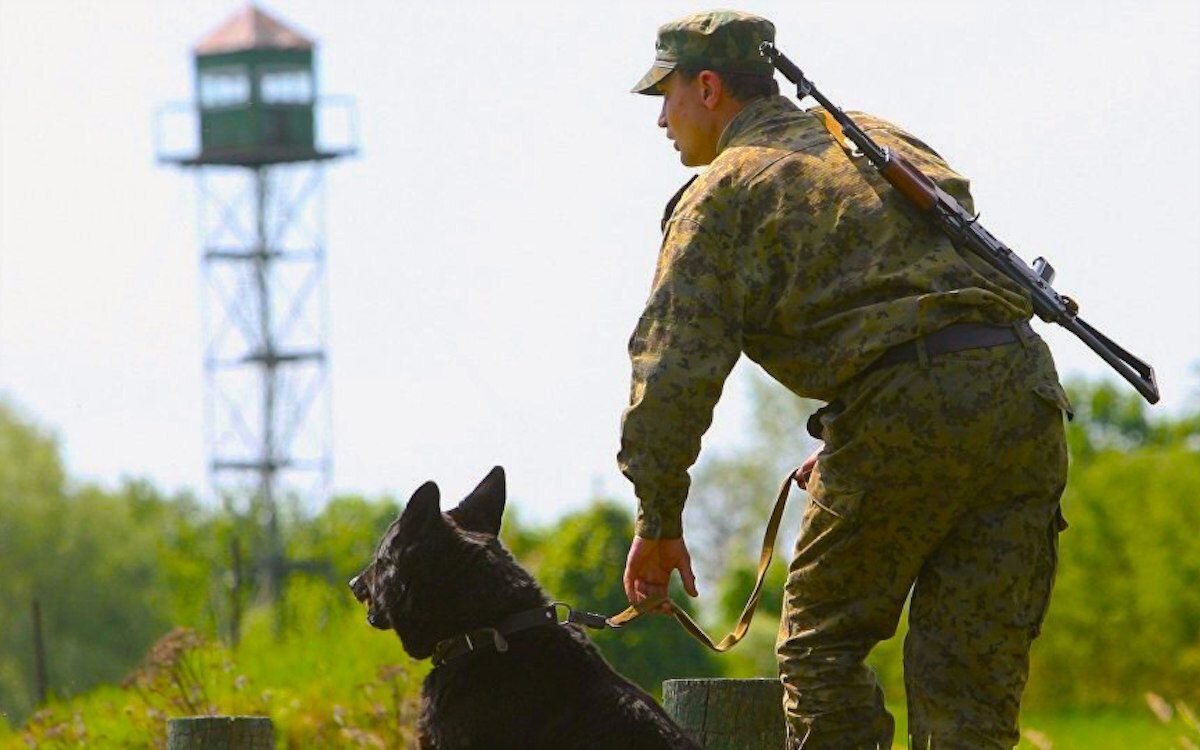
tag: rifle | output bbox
[760,42,1160,404]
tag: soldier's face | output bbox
[656,72,720,167]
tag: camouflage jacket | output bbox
[620,95,1034,539]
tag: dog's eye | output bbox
[382,568,407,598]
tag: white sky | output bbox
[1,0,1197,525]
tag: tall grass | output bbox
[1146,693,1200,750]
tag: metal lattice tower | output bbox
[199,161,332,598]
[157,4,357,603]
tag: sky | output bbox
[1,0,1197,526]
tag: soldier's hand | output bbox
[795,445,823,489]
[623,536,698,614]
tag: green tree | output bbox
[0,402,200,725]
[1064,377,1200,459]
[687,371,819,588]
[0,401,65,723]
[1026,445,1200,709]
[285,494,402,589]
[710,557,789,678]
[530,501,721,695]
[271,494,404,636]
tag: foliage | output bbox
[2,368,1199,744]
[528,501,721,696]
[3,599,425,750]
[1145,693,1200,750]
[1026,445,1200,709]
[286,494,401,586]
[0,397,414,737]
[0,401,203,726]
[709,557,788,679]
[686,373,819,583]
[226,579,425,750]
[1063,377,1200,459]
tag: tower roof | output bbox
[195,4,314,55]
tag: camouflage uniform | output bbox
[622,12,1071,749]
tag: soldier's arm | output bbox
[618,216,744,539]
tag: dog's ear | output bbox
[398,480,444,537]
[449,466,505,536]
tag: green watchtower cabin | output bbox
[193,4,320,164]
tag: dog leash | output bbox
[431,467,804,662]
[600,466,804,652]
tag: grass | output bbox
[2,579,1192,748]
[6,693,1180,749]
[879,704,1183,749]
[0,579,427,749]
[1017,709,1182,748]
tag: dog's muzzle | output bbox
[349,573,392,630]
[349,573,369,602]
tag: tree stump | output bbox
[166,716,274,750]
[663,678,786,750]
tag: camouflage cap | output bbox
[631,10,776,95]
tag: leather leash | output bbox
[603,467,804,652]
[430,467,804,663]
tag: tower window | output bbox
[199,67,251,109]
[260,69,313,105]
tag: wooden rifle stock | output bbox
[879,153,939,212]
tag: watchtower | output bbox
[157,4,357,609]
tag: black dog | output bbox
[350,467,700,750]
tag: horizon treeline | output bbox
[1,374,1197,743]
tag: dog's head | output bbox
[350,466,544,659]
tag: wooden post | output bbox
[663,678,786,750]
[167,717,274,749]
[31,598,48,704]
[229,535,243,649]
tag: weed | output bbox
[1146,692,1200,750]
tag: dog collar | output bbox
[430,602,610,668]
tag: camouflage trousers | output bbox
[777,333,1070,749]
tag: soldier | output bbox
[619,11,1072,750]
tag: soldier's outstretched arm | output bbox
[618,216,746,540]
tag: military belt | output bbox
[807,320,1033,439]
[862,320,1032,376]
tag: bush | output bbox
[1026,446,1200,709]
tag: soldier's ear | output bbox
[399,481,444,536]
[697,70,723,110]
[449,466,505,536]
